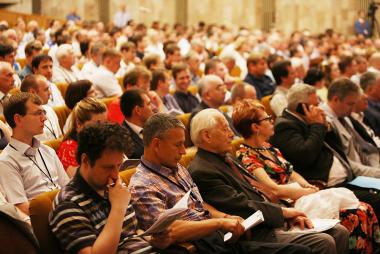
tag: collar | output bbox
[285,109,307,123]
[197,147,227,163]
[140,156,177,176]
[73,169,105,201]
[125,119,143,136]
[9,137,41,156]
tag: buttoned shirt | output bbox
[130,157,210,230]
[35,105,62,142]
[0,138,69,204]
[52,65,83,84]
[90,65,122,98]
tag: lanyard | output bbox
[9,144,57,188]
[44,118,57,139]
[140,160,199,201]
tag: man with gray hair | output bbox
[81,42,105,79]
[130,113,311,254]
[190,74,239,135]
[270,82,380,217]
[188,108,348,254]
[360,72,380,136]
[52,44,83,84]
[0,61,15,114]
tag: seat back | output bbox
[119,167,137,186]
[55,82,69,98]
[43,137,63,152]
[29,189,62,254]
[187,85,198,96]
[9,87,21,96]
[53,105,71,130]
[179,147,198,168]
[176,113,192,147]
[261,95,275,120]
[100,96,118,107]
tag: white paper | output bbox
[288,219,340,233]
[224,210,264,242]
[139,190,190,236]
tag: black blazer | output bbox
[270,110,335,182]
[188,148,284,242]
[122,121,144,159]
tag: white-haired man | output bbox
[188,108,349,254]
[52,44,83,84]
[0,61,15,114]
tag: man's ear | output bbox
[199,129,211,144]
[81,153,89,167]
[29,88,38,95]
[13,114,22,127]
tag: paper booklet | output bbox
[224,210,264,242]
[287,218,340,233]
[139,190,191,236]
[348,176,380,190]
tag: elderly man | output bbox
[270,83,380,216]
[0,61,15,114]
[130,113,311,254]
[81,42,105,79]
[188,108,349,254]
[0,93,69,215]
[89,48,122,98]
[52,44,83,84]
[227,81,257,117]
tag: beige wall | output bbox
[3,0,368,35]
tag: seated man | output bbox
[227,81,257,117]
[80,42,105,79]
[270,83,380,216]
[0,92,69,215]
[89,48,123,98]
[32,54,65,107]
[50,122,163,254]
[0,61,15,114]
[121,89,154,159]
[52,44,83,84]
[188,108,349,254]
[130,113,311,254]
[172,63,199,113]
[20,74,62,141]
[115,41,137,78]
[18,40,42,80]
[360,72,380,137]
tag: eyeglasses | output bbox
[255,115,273,123]
[27,109,47,117]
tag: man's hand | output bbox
[282,207,313,230]
[108,177,131,211]
[218,218,245,243]
[303,104,325,125]
[150,228,175,249]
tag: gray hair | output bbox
[360,72,378,91]
[56,44,74,61]
[327,78,359,101]
[143,113,185,146]
[0,61,12,73]
[287,83,316,112]
[198,74,223,96]
[190,108,226,146]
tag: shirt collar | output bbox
[9,137,41,156]
[140,156,177,176]
[125,120,143,136]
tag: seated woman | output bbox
[62,79,97,133]
[57,98,107,177]
[232,99,380,253]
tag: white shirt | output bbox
[270,86,289,117]
[90,65,122,98]
[125,120,143,139]
[0,138,69,204]
[81,60,99,80]
[34,105,62,142]
[47,81,65,107]
[113,11,130,28]
[63,112,72,134]
[52,65,83,84]
[115,60,135,79]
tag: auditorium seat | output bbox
[118,77,124,91]
[229,65,241,78]
[9,87,21,95]
[187,85,198,96]
[16,58,27,69]
[53,105,71,130]
[179,146,198,168]
[219,105,229,113]
[119,167,137,185]
[261,95,275,120]
[176,113,192,147]
[100,96,118,107]
[55,82,68,98]
[43,137,63,152]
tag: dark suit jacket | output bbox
[243,73,275,99]
[122,121,144,159]
[270,110,335,182]
[348,116,377,147]
[188,148,284,242]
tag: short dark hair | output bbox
[0,43,14,58]
[20,74,41,92]
[76,122,130,166]
[65,80,93,110]
[271,60,291,85]
[360,72,377,91]
[338,56,354,74]
[122,66,151,89]
[303,67,325,86]
[204,59,221,75]
[327,78,359,101]
[31,54,52,70]
[24,41,42,57]
[172,63,188,80]
[164,43,180,56]
[150,68,167,91]
[4,92,42,128]
[120,89,145,118]
[120,41,136,52]
[143,54,160,70]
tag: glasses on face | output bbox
[255,115,273,123]
[27,109,47,117]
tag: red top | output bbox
[57,139,79,170]
[107,98,124,124]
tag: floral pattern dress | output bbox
[237,142,380,254]
[57,139,78,171]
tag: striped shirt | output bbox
[130,157,211,231]
[49,171,155,254]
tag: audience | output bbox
[57,98,107,177]
[0,92,69,215]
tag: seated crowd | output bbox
[2,15,380,254]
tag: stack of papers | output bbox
[224,210,264,242]
[139,190,190,236]
[288,219,340,233]
[348,176,380,190]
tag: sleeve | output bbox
[190,167,284,228]
[57,141,78,170]
[0,160,28,204]
[49,201,97,253]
